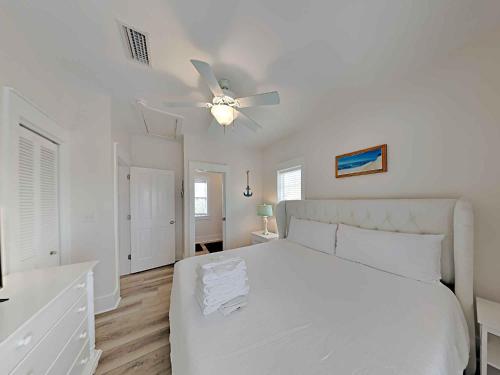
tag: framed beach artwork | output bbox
[335,144,387,178]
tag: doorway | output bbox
[118,166,176,275]
[186,161,229,258]
[194,171,224,255]
[129,167,176,273]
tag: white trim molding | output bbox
[185,161,230,258]
[94,287,122,314]
[0,87,71,273]
[112,142,121,304]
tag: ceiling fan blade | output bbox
[164,101,210,108]
[235,109,263,132]
[236,91,280,108]
[191,59,224,97]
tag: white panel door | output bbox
[130,167,175,273]
[12,125,60,271]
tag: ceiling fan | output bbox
[164,60,280,132]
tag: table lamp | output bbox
[257,204,273,235]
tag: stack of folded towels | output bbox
[196,256,249,316]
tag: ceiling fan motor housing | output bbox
[218,78,230,90]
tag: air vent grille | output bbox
[123,25,150,65]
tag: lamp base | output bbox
[262,216,269,235]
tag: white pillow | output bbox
[336,224,444,283]
[287,216,337,255]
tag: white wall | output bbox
[111,99,132,166]
[0,14,120,313]
[130,135,184,260]
[195,171,223,243]
[262,33,500,304]
[69,94,119,312]
[184,133,263,255]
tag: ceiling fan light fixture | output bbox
[211,104,233,126]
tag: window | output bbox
[277,165,302,202]
[194,178,208,217]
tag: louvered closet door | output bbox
[15,126,60,270]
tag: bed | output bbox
[170,199,475,375]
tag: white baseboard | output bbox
[85,349,102,375]
[195,234,222,244]
[94,288,121,314]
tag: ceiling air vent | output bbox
[122,25,150,65]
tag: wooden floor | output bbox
[94,266,174,374]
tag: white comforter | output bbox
[170,240,469,375]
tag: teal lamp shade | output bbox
[257,204,273,217]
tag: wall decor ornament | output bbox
[243,170,253,197]
[335,144,387,178]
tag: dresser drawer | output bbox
[68,338,91,375]
[11,293,88,375]
[46,317,89,375]
[0,273,88,374]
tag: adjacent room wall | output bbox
[262,33,500,304]
[195,171,223,244]
[130,134,184,260]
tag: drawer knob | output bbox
[75,282,86,289]
[76,306,87,313]
[80,357,88,365]
[16,333,33,348]
[79,331,88,340]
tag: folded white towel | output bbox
[197,269,248,287]
[196,290,249,316]
[200,256,246,271]
[198,257,247,283]
[196,281,249,307]
[199,275,248,295]
[195,256,250,316]
[219,295,248,316]
[195,289,220,315]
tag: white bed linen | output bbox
[170,240,469,375]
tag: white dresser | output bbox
[0,262,101,375]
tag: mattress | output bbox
[169,239,469,375]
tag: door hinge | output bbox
[127,174,130,180]
[127,214,131,220]
[128,254,131,260]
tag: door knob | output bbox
[170,220,175,224]
[49,250,58,255]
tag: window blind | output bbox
[277,166,302,202]
[194,178,208,217]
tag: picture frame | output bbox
[335,144,387,178]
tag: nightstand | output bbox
[477,297,500,374]
[251,231,279,244]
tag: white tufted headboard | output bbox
[276,198,475,375]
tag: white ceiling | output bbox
[2,0,500,147]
